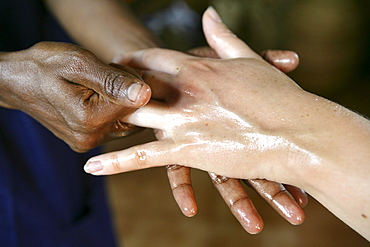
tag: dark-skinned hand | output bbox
[0,41,151,152]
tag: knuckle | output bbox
[210,173,230,185]
[229,195,250,208]
[68,49,94,72]
[132,149,148,168]
[172,183,192,193]
[270,189,288,202]
[166,164,183,171]
[103,73,127,100]
[110,153,123,172]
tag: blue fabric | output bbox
[0,0,118,246]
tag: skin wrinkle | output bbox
[171,182,193,190]
[166,165,197,217]
[110,153,123,173]
[228,195,250,208]
[103,73,124,100]
[270,189,288,203]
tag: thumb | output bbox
[202,7,260,60]
[65,55,151,107]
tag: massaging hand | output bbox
[167,164,307,233]
[0,42,150,152]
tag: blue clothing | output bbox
[0,0,117,246]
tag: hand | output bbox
[167,164,307,234]
[166,48,306,234]
[85,6,314,179]
[89,7,307,233]
[0,42,151,152]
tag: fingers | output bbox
[284,184,309,207]
[84,140,178,175]
[64,51,151,107]
[109,63,143,81]
[261,50,300,73]
[202,7,260,60]
[167,165,198,217]
[121,100,169,129]
[246,179,305,225]
[121,48,192,75]
[209,173,263,234]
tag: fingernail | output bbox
[127,82,143,102]
[207,6,222,22]
[84,160,103,173]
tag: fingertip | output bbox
[277,51,299,73]
[109,63,151,106]
[284,185,309,208]
[182,206,198,217]
[291,212,305,225]
[273,199,306,225]
[294,191,308,208]
[287,206,306,225]
[245,220,264,235]
[84,159,103,175]
[298,194,309,208]
[202,6,259,59]
[83,151,130,176]
[173,188,198,218]
[204,6,222,23]
[262,50,300,73]
[127,82,151,107]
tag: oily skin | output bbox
[0,42,151,152]
[86,8,318,180]
[0,2,306,234]
[89,7,306,233]
[43,0,308,234]
[100,57,309,179]
[165,47,306,233]
[87,50,311,234]
[167,165,307,233]
[0,41,306,233]
[86,8,370,239]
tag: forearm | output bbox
[0,52,12,108]
[45,0,160,62]
[282,96,370,239]
[0,50,29,109]
[311,113,369,239]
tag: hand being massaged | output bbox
[86,7,370,239]
[87,7,311,234]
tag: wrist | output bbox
[280,96,370,192]
[0,49,37,110]
[0,51,18,109]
